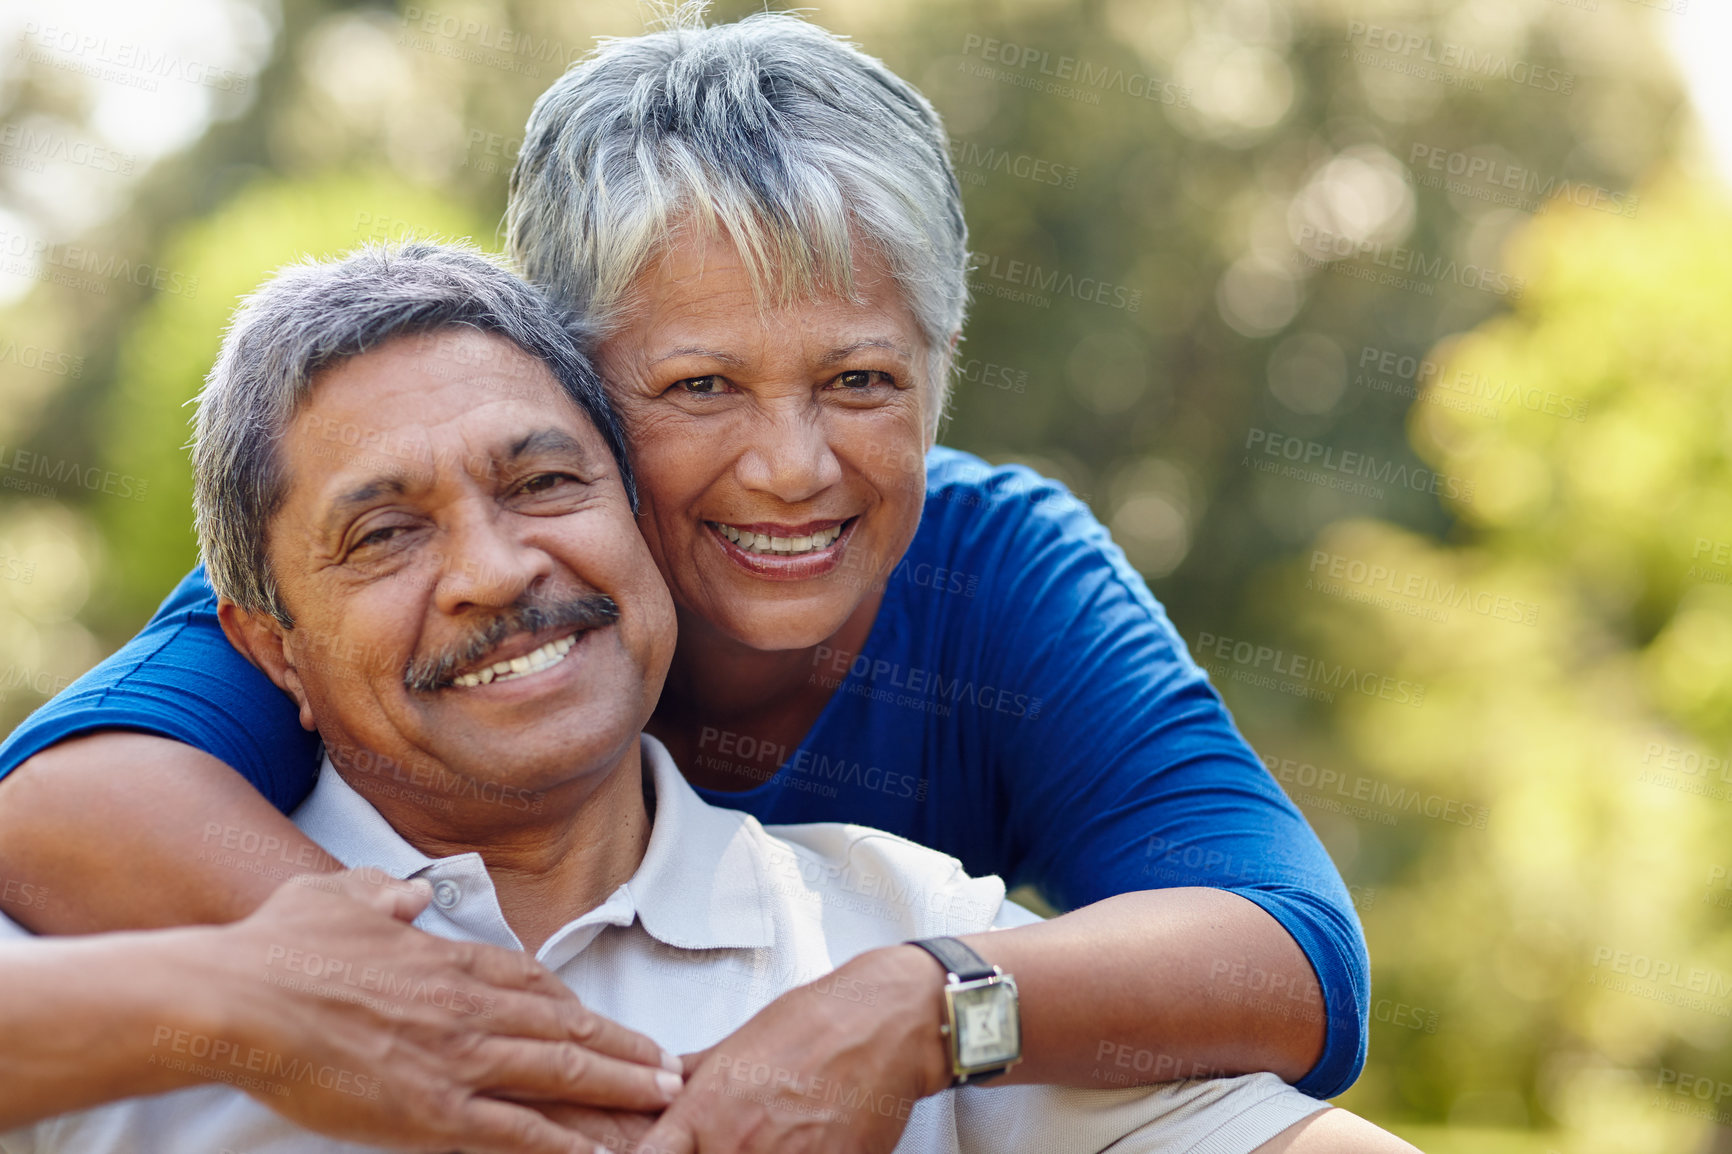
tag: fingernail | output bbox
[660,1048,683,1074]
[656,1070,684,1098]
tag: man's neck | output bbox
[339,737,653,954]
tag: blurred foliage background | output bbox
[2,0,1729,1149]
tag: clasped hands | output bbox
[219,871,951,1154]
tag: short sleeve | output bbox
[955,471,1369,1099]
[0,566,320,814]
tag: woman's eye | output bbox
[675,375,727,395]
[832,370,893,390]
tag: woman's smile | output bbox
[704,516,859,580]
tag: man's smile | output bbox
[448,630,582,688]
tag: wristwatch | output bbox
[906,936,1021,1085]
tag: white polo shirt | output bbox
[0,736,1327,1153]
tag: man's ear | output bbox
[218,600,317,733]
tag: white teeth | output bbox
[450,633,579,688]
[712,522,844,556]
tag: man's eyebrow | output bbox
[816,338,912,366]
[319,474,412,539]
[507,427,597,463]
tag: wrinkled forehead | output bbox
[278,330,611,517]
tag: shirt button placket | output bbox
[432,879,462,911]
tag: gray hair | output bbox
[506,9,968,431]
[193,240,635,627]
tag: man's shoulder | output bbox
[749,818,1009,939]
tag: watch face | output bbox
[951,979,1020,1070]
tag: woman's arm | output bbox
[0,732,329,932]
[951,887,1325,1085]
[0,869,677,1151]
[0,565,329,932]
[637,889,1327,1153]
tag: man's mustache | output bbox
[403,594,621,693]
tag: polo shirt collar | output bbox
[630,734,774,951]
[292,733,773,955]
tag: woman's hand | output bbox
[639,946,950,1154]
[201,869,684,1152]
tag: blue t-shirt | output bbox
[0,446,1369,1097]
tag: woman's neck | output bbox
[650,592,884,791]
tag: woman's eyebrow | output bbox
[649,345,748,368]
[816,338,911,366]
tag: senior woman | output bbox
[0,12,1395,1153]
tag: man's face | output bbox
[247,329,675,824]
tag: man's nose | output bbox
[432,510,554,615]
[732,400,844,504]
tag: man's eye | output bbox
[832,370,893,390]
[353,525,406,552]
[517,472,575,495]
[675,376,727,395]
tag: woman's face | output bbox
[597,227,934,653]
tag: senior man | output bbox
[1,242,1400,1153]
